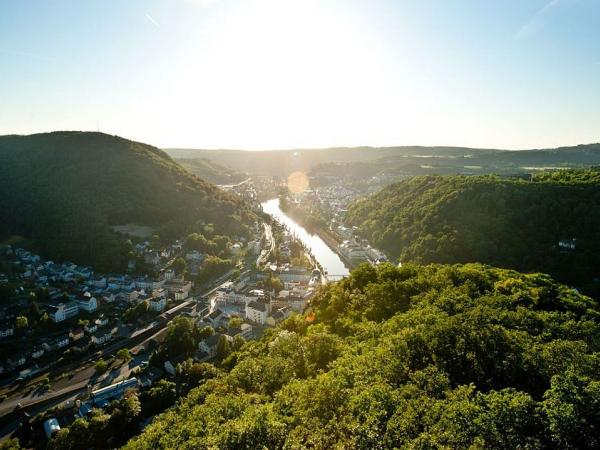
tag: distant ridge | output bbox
[165,143,600,177]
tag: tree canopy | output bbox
[0,132,256,271]
[346,171,600,295]
[125,262,600,449]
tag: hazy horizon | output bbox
[2,0,600,150]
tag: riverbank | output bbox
[276,200,358,271]
[313,228,357,271]
[261,199,350,276]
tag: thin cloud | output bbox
[145,13,160,28]
[515,0,574,40]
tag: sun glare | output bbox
[167,0,408,149]
[287,171,310,194]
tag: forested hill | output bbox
[123,263,600,449]
[345,170,600,294]
[166,143,600,177]
[175,157,246,185]
[0,132,256,271]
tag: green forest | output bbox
[0,132,257,271]
[346,170,600,295]
[125,263,600,449]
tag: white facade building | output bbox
[245,301,268,325]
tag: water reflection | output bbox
[261,198,350,276]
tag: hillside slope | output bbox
[345,171,600,292]
[0,132,256,270]
[122,263,600,449]
[176,157,246,185]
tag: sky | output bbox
[1,0,599,150]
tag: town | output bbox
[0,207,332,446]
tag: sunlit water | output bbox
[261,198,350,276]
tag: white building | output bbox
[134,277,165,290]
[174,288,189,301]
[149,296,166,312]
[245,301,268,325]
[48,301,79,323]
[0,323,14,338]
[91,329,112,345]
[76,294,97,313]
[165,280,192,297]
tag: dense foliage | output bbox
[49,390,142,449]
[125,263,600,449]
[346,171,600,293]
[0,132,256,271]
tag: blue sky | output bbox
[1,0,599,149]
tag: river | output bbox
[261,198,350,277]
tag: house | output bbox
[205,309,226,328]
[32,346,45,359]
[70,328,84,341]
[91,378,138,407]
[95,315,109,327]
[144,251,160,266]
[198,334,221,358]
[55,334,70,348]
[76,293,97,313]
[43,418,61,439]
[75,267,93,279]
[266,307,293,326]
[149,296,166,312]
[84,322,98,334]
[230,243,243,255]
[292,291,311,309]
[224,323,253,342]
[179,304,198,318]
[174,288,189,301]
[558,238,577,250]
[8,355,26,368]
[118,289,140,304]
[48,301,79,323]
[134,277,165,290]
[0,322,14,338]
[152,287,167,299]
[240,323,253,339]
[139,367,164,388]
[91,329,112,345]
[245,301,268,325]
[165,280,192,297]
[163,269,175,281]
[92,276,107,288]
[102,291,117,303]
[185,250,203,263]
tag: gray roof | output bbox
[247,301,267,312]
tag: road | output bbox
[257,223,273,268]
[218,178,251,190]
